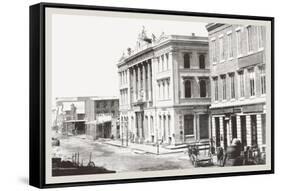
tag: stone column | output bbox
[166,79,169,99]
[147,61,152,101]
[181,78,185,99]
[128,69,131,106]
[256,114,262,146]
[132,67,136,102]
[142,63,146,101]
[158,81,161,100]
[137,65,141,101]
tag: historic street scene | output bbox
[51,21,267,176]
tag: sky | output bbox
[50,9,208,99]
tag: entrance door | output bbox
[103,122,111,138]
[215,117,220,147]
[240,116,247,148]
[223,117,228,149]
[231,116,237,139]
[251,115,257,146]
[136,112,144,141]
[184,115,194,141]
[199,114,209,139]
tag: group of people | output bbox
[216,138,266,167]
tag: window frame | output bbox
[183,52,191,69]
[184,79,192,98]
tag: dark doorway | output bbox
[240,116,247,148]
[184,115,194,140]
[215,117,220,147]
[231,116,237,139]
[223,117,228,149]
[261,114,266,145]
[199,114,209,139]
[251,115,257,146]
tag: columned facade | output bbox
[118,30,210,146]
[206,23,267,152]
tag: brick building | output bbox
[118,28,211,146]
[205,23,266,151]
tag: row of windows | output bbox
[157,53,169,72]
[211,25,265,63]
[184,79,208,98]
[183,53,206,69]
[96,101,117,108]
[157,78,170,100]
[120,89,128,105]
[213,66,266,101]
[119,70,128,85]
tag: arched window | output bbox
[199,54,205,69]
[184,53,190,68]
[184,80,191,98]
[200,80,207,97]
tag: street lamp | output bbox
[126,117,129,147]
[121,119,124,146]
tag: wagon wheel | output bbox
[194,161,198,167]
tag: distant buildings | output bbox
[53,97,119,139]
[117,28,211,145]
[206,24,266,151]
[55,97,87,135]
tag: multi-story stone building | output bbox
[118,28,211,146]
[206,23,266,151]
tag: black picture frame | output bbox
[29,2,274,189]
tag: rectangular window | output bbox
[157,57,160,72]
[158,83,161,99]
[221,75,226,100]
[257,26,265,49]
[167,81,170,99]
[150,116,154,134]
[238,71,245,97]
[219,36,224,61]
[236,29,242,56]
[211,40,216,63]
[260,66,266,94]
[166,53,169,70]
[247,25,255,53]
[199,54,205,69]
[161,55,164,71]
[184,53,190,68]
[227,32,233,58]
[249,69,255,96]
[230,74,235,99]
[214,78,218,101]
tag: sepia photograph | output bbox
[29,3,274,188]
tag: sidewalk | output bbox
[103,139,187,155]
